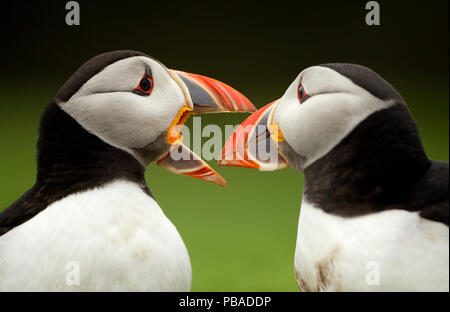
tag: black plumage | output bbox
[0,51,155,236]
[303,64,448,226]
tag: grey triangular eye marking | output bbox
[145,66,152,77]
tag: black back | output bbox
[0,51,153,236]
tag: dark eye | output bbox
[134,73,154,96]
[140,77,151,91]
[298,82,311,104]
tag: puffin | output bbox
[0,50,255,291]
[219,63,449,291]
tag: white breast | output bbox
[294,198,449,291]
[0,180,191,291]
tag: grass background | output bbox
[0,1,448,291]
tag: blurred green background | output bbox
[0,1,448,291]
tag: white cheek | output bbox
[275,91,393,169]
[59,56,186,152]
[61,91,182,150]
[302,66,355,95]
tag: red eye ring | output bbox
[134,74,154,96]
[297,82,310,104]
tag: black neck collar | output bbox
[303,104,431,217]
[36,102,150,196]
[0,102,152,236]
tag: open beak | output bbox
[166,70,257,145]
[218,100,289,171]
[157,142,227,187]
[158,70,256,187]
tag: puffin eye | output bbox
[140,77,151,91]
[298,82,311,104]
[133,69,154,96]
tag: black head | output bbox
[320,63,405,103]
[54,50,151,102]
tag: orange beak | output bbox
[157,142,226,187]
[166,70,257,146]
[159,71,256,187]
[218,100,289,171]
[172,70,256,113]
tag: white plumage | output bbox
[0,180,191,291]
[295,199,449,291]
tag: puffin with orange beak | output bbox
[220,64,449,291]
[0,50,255,291]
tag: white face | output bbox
[59,56,187,153]
[273,66,395,170]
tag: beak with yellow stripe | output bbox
[159,70,256,186]
[218,100,289,171]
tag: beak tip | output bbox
[215,176,227,188]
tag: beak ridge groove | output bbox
[173,70,256,113]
